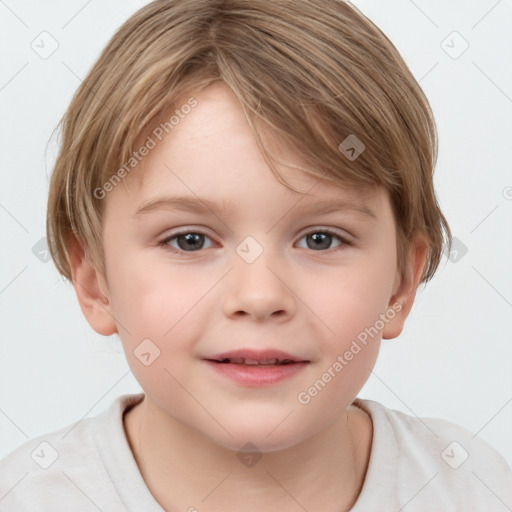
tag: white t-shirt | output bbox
[1,393,511,511]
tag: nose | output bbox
[222,249,296,323]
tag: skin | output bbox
[69,81,427,511]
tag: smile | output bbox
[211,358,298,366]
[203,349,310,386]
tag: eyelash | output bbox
[157,227,353,255]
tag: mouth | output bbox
[204,349,309,366]
[202,349,310,386]
[210,357,299,366]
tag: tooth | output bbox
[230,358,244,364]
[244,359,259,365]
[259,359,277,365]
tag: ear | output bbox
[382,235,428,340]
[68,237,118,336]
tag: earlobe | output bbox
[382,236,428,340]
[68,238,118,336]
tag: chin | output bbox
[201,415,317,454]
[214,432,303,454]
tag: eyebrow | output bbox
[133,195,377,220]
[134,196,237,219]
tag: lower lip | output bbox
[203,360,309,386]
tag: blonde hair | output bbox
[47,0,451,285]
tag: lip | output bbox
[204,348,308,364]
[202,349,310,387]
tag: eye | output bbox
[158,228,352,255]
[159,229,215,253]
[296,229,352,252]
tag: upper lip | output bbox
[204,349,309,364]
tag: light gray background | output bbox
[1,0,511,468]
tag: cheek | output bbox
[105,254,211,354]
[295,252,395,413]
[308,256,396,346]
[106,257,210,412]
[294,265,391,423]
[108,250,178,311]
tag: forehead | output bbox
[116,82,384,216]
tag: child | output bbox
[1,0,511,510]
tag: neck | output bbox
[123,397,372,512]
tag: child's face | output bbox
[85,82,414,451]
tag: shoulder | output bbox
[352,398,512,510]
[0,393,144,511]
